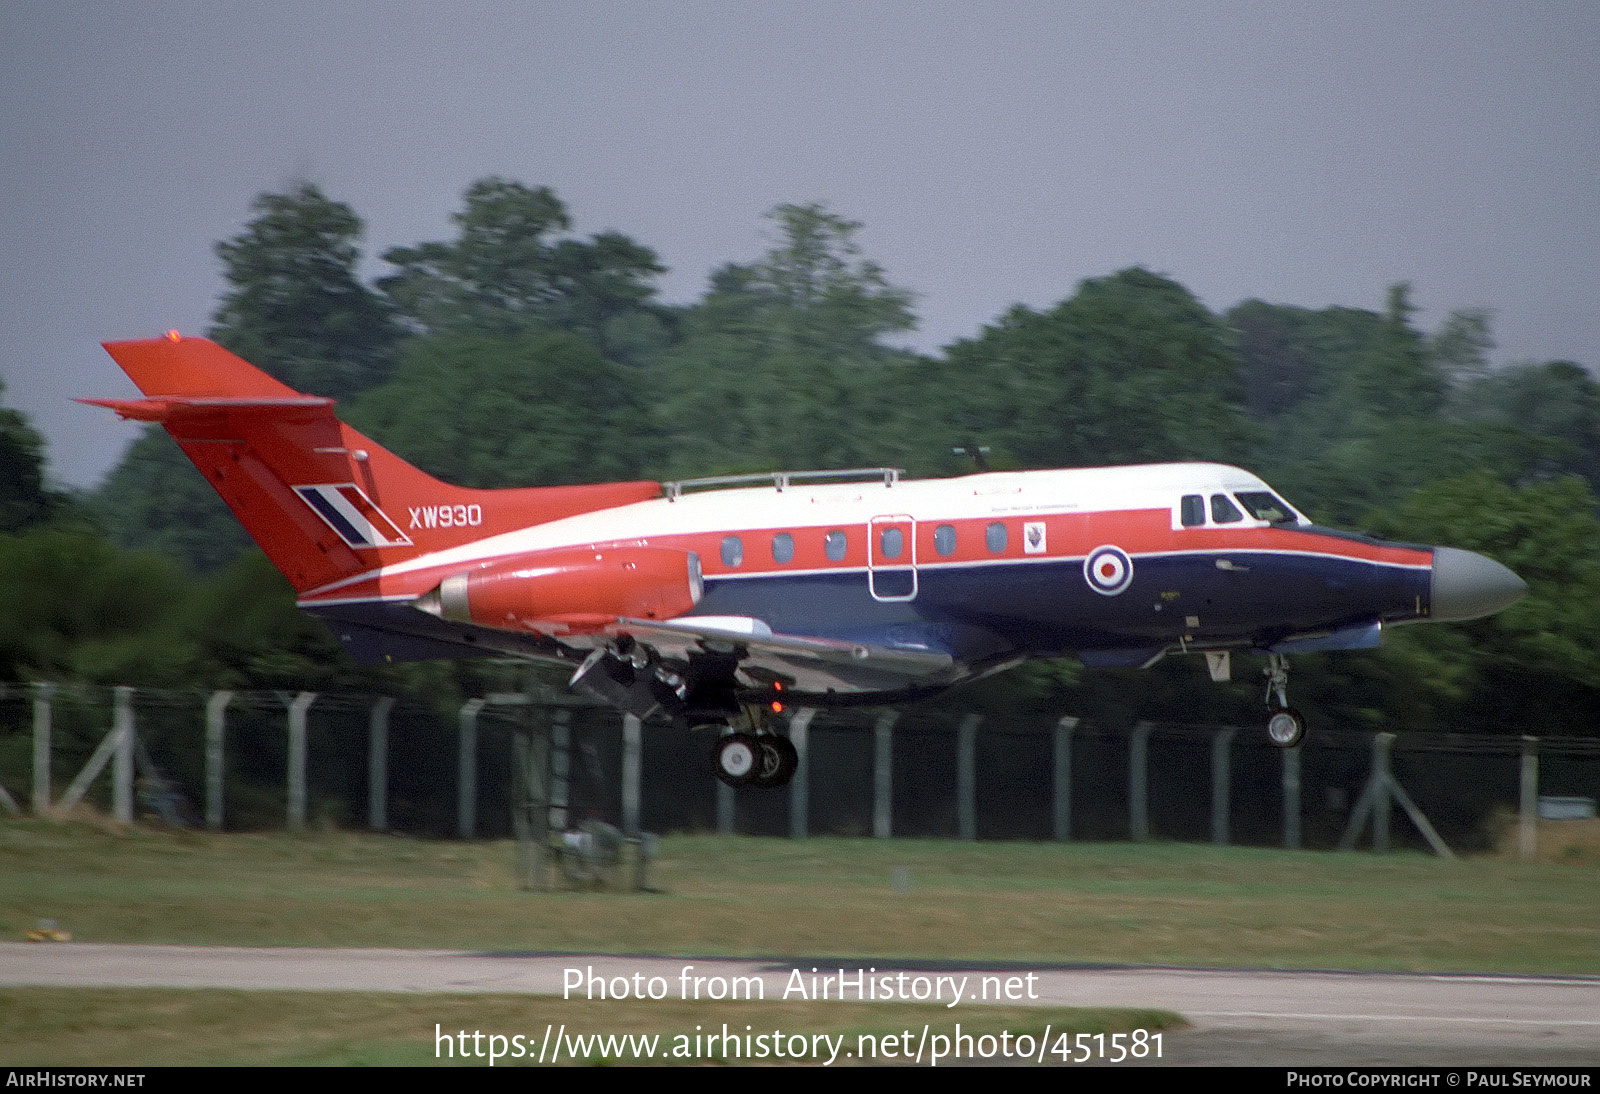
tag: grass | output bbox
[0,989,1181,1066]
[1,818,1596,974]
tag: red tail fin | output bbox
[88,336,660,593]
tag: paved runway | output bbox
[3,943,1597,1066]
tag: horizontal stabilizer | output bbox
[78,395,334,422]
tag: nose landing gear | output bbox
[1263,653,1306,749]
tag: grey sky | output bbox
[3,1,1596,488]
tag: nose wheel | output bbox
[1266,706,1306,748]
[1263,654,1306,748]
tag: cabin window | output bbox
[721,535,744,567]
[934,524,957,556]
[986,521,1008,553]
[1210,494,1243,524]
[880,527,904,560]
[771,532,795,563]
[1180,495,1206,527]
[1236,491,1297,525]
[824,530,847,561]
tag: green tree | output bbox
[651,203,921,477]
[346,328,645,487]
[379,178,667,361]
[909,268,1256,475]
[1450,360,1600,492]
[1429,307,1495,386]
[211,183,399,399]
[0,380,57,532]
[93,428,252,573]
[730,202,916,353]
[1227,301,1390,425]
[183,549,368,691]
[1360,472,1600,733]
[1344,283,1447,420]
[0,527,197,684]
[1236,290,1500,524]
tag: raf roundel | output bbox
[1084,545,1134,596]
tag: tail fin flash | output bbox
[88,336,660,594]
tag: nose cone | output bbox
[1431,547,1528,622]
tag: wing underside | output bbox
[608,616,960,696]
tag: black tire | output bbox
[750,735,799,789]
[1266,707,1306,749]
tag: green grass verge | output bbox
[1,820,1596,974]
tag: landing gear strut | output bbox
[706,703,799,789]
[1263,653,1306,749]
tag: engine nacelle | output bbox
[418,546,703,634]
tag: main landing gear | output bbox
[708,704,799,789]
[1262,653,1306,749]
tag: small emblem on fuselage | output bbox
[1024,520,1047,554]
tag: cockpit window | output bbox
[1180,495,1206,527]
[1235,491,1298,525]
[1210,494,1243,524]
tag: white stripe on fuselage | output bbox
[298,462,1287,602]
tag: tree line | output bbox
[3,179,1598,740]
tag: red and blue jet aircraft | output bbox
[88,334,1528,788]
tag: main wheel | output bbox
[750,735,799,789]
[713,733,759,787]
[1266,707,1306,749]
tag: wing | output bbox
[608,615,960,697]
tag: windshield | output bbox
[1235,491,1299,525]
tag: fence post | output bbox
[873,711,897,839]
[787,709,815,840]
[1211,728,1236,845]
[286,692,315,832]
[368,697,393,831]
[458,698,484,838]
[205,690,232,831]
[622,714,642,839]
[550,708,570,836]
[32,682,54,815]
[1373,733,1393,853]
[1130,722,1152,841]
[1282,742,1302,850]
[112,687,134,824]
[1519,735,1538,862]
[716,726,735,834]
[513,700,552,891]
[1053,716,1077,841]
[957,713,981,840]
